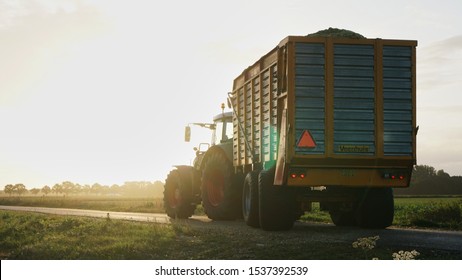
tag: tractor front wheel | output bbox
[163,168,196,219]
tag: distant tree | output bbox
[91,183,103,195]
[75,184,82,194]
[437,169,450,178]
[61,181,75,195]
[101,185,110,195]
[30,188,41,195]
[13,184,27,196]
[120,181,162,197]
[411,165,436,185]
[42,185,51,196]
[397,164,462,196]
[414,165,436,178]
[52,183,63,194]
[122,181,142,196]
[81,184,91,195]
[4,184,14,196]
[110,184,121,195]
[152,180,164,198]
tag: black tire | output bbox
[258,169,296,231]
[163,168,196,219]
[329,202,358,227]
[356,188,394,229]
[242,171,260,227]
[201,152,237,220]
[232,172,245,219]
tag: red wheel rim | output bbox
[205,169,225,207]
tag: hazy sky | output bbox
[1,0,461,188]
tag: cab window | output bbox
[212,120,233,145]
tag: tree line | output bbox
[2,181,165,198]
[2,165,462,197]
[395,165,462,196]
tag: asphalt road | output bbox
[1,205,461,253]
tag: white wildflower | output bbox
[352,236,380,250]
[352,236,380,259]
[392,250,420,260]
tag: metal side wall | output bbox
[333,44,376,156]
[294,43,326,155]
[383,45,414,156]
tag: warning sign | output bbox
[297,130,316,148]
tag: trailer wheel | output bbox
[242,171,260,227]
[232,172,245,219]
[201,152,236,220]
[163,168,196,219]
[258,169,296,231]
[357,188,394,229]
[329,202,358,227]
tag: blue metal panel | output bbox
[294,43,325,155]
[383,46,413,156]
[333,44,375,155]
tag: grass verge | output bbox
[1,210,461,260]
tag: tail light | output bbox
[383,172,405,180]
[289,169,307,179]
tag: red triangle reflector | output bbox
[297,130,316,148]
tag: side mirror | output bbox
[184,126,191,142]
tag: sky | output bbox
[0,0,461,188]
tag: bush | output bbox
[407,201,461,229]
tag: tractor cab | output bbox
[211,111,233,145]
[184,105,233,161]
[184,102,233,148]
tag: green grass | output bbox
[1,211,461,260]
[393,198,462,230]
[0,195,165,213]
[299,197,462,230]
[0,210,185,259]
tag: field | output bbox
[0,195,166,213]
[303,196,462,230]
[393,197,462,229]
[1,195,461,230]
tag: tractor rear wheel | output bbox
[201,152,239,220]
[163,168,196,219]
